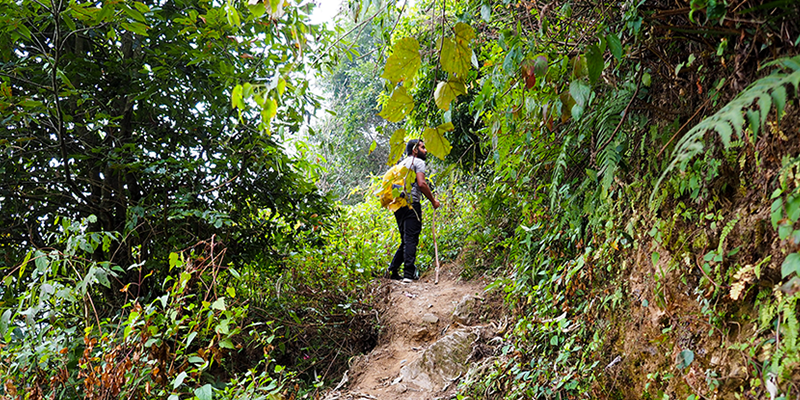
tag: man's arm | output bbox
[416,172,440,209]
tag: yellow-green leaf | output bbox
[423,122,454,160]
[226,1,241,27]
[368,140,377,155]
[388,129,407,165]
[120,22,150,36]
[123,6,146,22]
[381,38,421,84]
[453,22,476,44]
[249,2,266,17]
[134,2,151,13]
[277,78,286,96]
[404,166,416,191]
[231,84,243,109]
[433,77,467,111]
[242,82,253,98]
[261,98,277,122]
[378,86,414,123]
[440,37,472,77]
[211,297,226,310]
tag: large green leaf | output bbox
[453,22,476,43]
[434,77,467,111]
[423,122,454,160]
[569,80,591,120]
[231,84,244,109]
[439,38,469,77]
[121,21,150,36]
[607,33,622,61]
[194,384,213,400]
[533,55,548,78]
[378,86,414,123]
[782,253,800,278]
[381,37,421,84]
[440,24,474,78]
[388,129,407,165]
[586,44,604,85]
[571,55,588,79]
[122,5,146,22]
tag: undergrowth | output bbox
[0,163,479,399]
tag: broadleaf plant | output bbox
[380,37,422,84]
[423,122,454,160]
[379,86,415,123]
[434,77,467,111]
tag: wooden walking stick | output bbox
[433,208,440,285]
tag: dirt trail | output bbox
[323,264,490,400]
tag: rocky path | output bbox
[322,264,491,400]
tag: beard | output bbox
[417,152,427,161]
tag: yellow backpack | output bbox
[375,163,416,212]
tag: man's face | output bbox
[415,142,428,161]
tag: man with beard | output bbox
[387,139,441,283]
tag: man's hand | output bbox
[432,199,441,209]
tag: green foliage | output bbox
[654,55,800,200]
[308,19,392,203]
[3,0,800,399]
[423,122,455,160]
[0,0,334,284]
[434,77,467,111]
[0,218,291,399]
[375,4,479,164]
[380,37,422,84]
[771,155,800,279]
[379,85,415,122]
[439,22,476,78]
[388,128,408,165]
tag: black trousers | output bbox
[389,202,422,279]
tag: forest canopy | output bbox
[0,0,334,282]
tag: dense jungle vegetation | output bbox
[1,0,799,398]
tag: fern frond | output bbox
[717,217,739,255]
[760,300,778,330]
[595,87,634,194]
[783,298,798,353]
[651,55,800,202]
[550,134,572,208]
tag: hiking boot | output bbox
[401,278,413,284]
[385,267,401,280]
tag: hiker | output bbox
[387,139,440,283]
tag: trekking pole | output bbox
[433,207,440,285]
